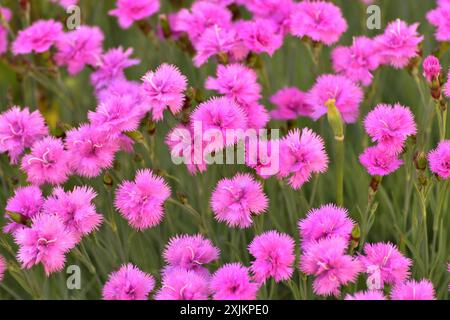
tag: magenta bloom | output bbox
[55,26,104,75]
[210,263,258,300]
[14,214,77,275]
[114,169,171,230]
[4,186,44,234]
[427,2,450,42]
[141,64,188,121]
[300,237,361,297]
[109,0,160,29]
[245,138,281,178]
[375,19,423,69]
[422,55,441,82]
[238,19,283,56]
[49,0,78,8]
[243,0,295,34]
[43,186,102,240]
[103,264,155,300]
[278,129,328,189]
[298,204,354,248]
[155,268,210,300]
[306,74,363,123]
[428,140,450,179]
[359,145,403,176]
[12,19,62,55]
[391,279,436,300]
[241,102,270,130]
[345,290,386,300]
[332,36,380,86]
[0,255,5,282]
[364,103,417,153]
[21,137,70,186]
[290,1,348,45]
[359,242,412,287]
[248,231,295,283]
[91,47,140,91]
[270,87,312,120]
[0,7,12,55]
[206,64,261,106]
[65,124,120,178]
[0,106,48,164]
[211,173,268,228]
[163,234,220,275]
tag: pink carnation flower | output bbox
[141,64,188,121]
[428,140,450,179]
[364,103,417,153]
[0,106,48,164]
[298,204,354,248]
[290,1,348,45]
[270,87,312,120]
[155,268,210,300]
[21,137,70,186]
[55,26,104,75]
[427,2,450,42]
[248,230,295,283]
[359,145,403,176]
[211,173,268,228]
[375,19,423,69]
[43,186,103,240]
[300,237,361,297]
[0,7,12,55]
[210,263,259,300]
[241,102,270,130]
[278,128,328,189]
[205,63,261,106]
[0,255,6,282]
[391,279,436,300]
[14,214,77,275]
[345,290,386,300]
[245,138,281,178]
[238,19,283,56]
[114,169,171,230]
[12,19,62,55]
[306,74,364,123]
[163,234,220,275]
[243,0,295,34]
[422,55,441,82]
[359,242,412,287]
[332,36,380,86]
[103,264,155,300]
[65,123,120,178]
[109,0,160,29]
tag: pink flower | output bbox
[391,279,436,300]
[375,19,423,69]
[245,138,281,178]
[109,0,160,29]
[332,36,380,86]
[163,234,220,275]
[14,214,77,275]
[0,255,6,282]
[211,173,268,228]
[359,242,411,287]
[141,64,188,121]
[300,237,361,297]
[290,1,348,45]
[428,140,450,179]
[210,263,259,300]
[427,2,450,42]
[91,47,140,91]
[12,19,62,54]
[205,64,261,106]
[103,264,155,300]
[95,79,144,106]
[359,145,403,176]
[155,268,210,300]
[55,26,104,75]
[298,204,354,248]
[4,186,44,234]
[270,87,312,120]
[0,106,48,164]
[21,137,70,186]
[345,290,386,300]
[65,124,120,178]
[241,102,270,130]
[238,19,283,56]
[278,128,328,189]
[43,186,103,240]
[243,0,295,34]
[0,7,12,55]
[248,230,295,283]
[306,74,363,123]
[422,55,441,82]
[364,103,417,153]
[49,0,78,8]
[114,169,171,230]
